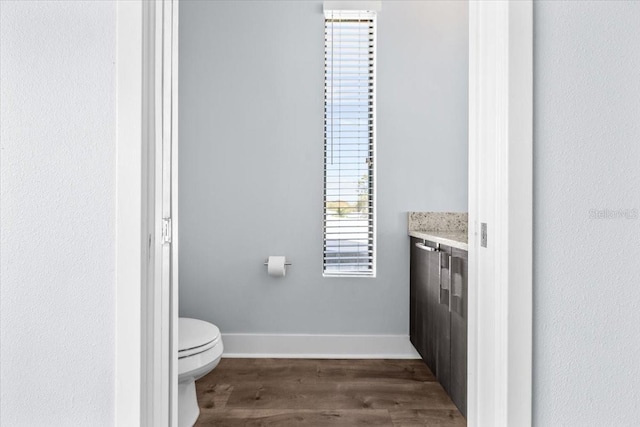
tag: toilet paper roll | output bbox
[267,256,287,277]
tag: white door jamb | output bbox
[468,1,533,426]
[115,1,144,424]
[115,1,179,425]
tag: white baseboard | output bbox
[221,333,420,359]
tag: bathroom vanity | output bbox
[408,213,468,417]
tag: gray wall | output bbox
[0,1,116,425]
[178,0,468,334]
[533,1,640,426]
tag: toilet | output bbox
[178,317,224,427]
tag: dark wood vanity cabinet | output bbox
[410,237,467,417]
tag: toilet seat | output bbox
[178,318,221,359]
[179,335,221,359]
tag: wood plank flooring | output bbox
[194,359,466,426]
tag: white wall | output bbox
[178,1,468,335]
[0,1,116,425]
[533,1,640,425]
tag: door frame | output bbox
[115,1,179,425]
[115,1,533,426]
[467,1,533,425]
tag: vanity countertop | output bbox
[408,229,468,251]
[408,212,468,251]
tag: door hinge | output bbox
[481,222,487,248]
[162,217,172,244]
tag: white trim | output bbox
[116,1,179,425]
[168,1,180,425]
[323,1,381,13]
[143,2,169,425]
[506,2,533,424]
[221,334,420,359]
[468,1,533,426]
[150,1,166,425]
[115,1,143,425]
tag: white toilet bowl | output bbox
[178,317,223,427]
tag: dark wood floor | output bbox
[194,358,466,426]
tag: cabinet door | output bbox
[410,238,437,372]
[409,238,420,349]
[449,248,468,416]
[423,246,441,373]
[434,245,452,394]
[410,238,428,360]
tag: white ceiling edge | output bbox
[323,1,382,12]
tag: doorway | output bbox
[115,1,532,426]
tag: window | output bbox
[323,10,376,277]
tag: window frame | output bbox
[322,10,377,278]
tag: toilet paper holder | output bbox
[263,260,292,266]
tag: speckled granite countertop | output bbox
[408,212,468,251]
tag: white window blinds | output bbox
[323,10,376,277]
